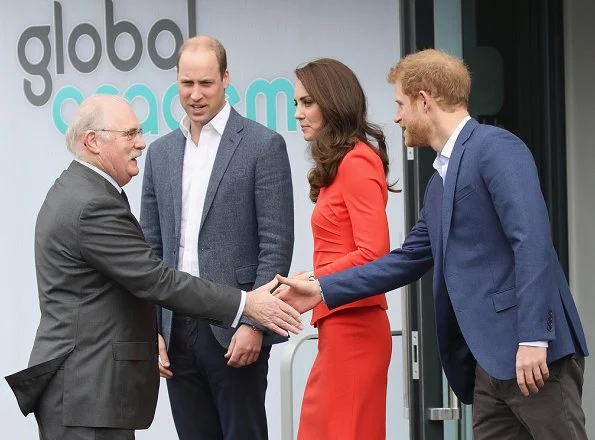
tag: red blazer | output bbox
[311,141,389,325]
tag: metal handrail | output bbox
[279,330,403,440]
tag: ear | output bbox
[419,90,432,112]
[83,130,101,154]
[222,69,230,88]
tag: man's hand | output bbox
[224,324,263,368]
[273,274,323,313]
[157,333,173,379]
[291,270,310,281]
[516,345,549,396]
[243,278,303,336]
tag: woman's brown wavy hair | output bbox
[295,58,395,203]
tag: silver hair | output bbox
[65,95,129,158]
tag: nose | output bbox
[135,136,146,150]
[294,106,303,120]
[190,84,202,101]
[394,111,401,124]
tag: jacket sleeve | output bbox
[140,147,164,259]
[79,195,242,328]
[239,132,294,330]
[478,128,556,342]
[139,146,165,334]
[320,202,434,310]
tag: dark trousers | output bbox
[473,356,587,439]
[167,315,271,440]
[34,369,134,440]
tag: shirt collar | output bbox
[75,159,122,193]
[440,115,471,160]
[432,115,471,176]
[179,101,231,139]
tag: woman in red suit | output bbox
[293,58,395,440]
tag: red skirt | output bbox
[297,306,392,440]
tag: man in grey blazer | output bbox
[140,36,294,440]
[5,94,301,440]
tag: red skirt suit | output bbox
[297,141,392,440]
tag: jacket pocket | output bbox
[454,184,476,203]
[235,264,258,285]
[112,342,150,361]
[492,287,516,312]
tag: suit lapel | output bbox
[441,119,477,253]
[168,130,186,242]
[68,160,144,230]
[200,108,244,230]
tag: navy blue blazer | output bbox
[319,119,588,404]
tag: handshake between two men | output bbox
[242,278,307,335]
[236,271,324,342]
[157,276,311,378]
[198,273,320,340]
[244,272,323,333]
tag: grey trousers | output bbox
[473,356,587,440]
[34,369,135,440]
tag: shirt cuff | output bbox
[231,290,246,328]
[316,280,326,303]
[519,341,548,348]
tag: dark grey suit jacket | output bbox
[5,161,242,429]
[140,107,294,348]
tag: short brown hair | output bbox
[387,49,470,110]
[177,35,227,78]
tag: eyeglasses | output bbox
[93,128,144,141]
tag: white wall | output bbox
[0,1,407,439]
[564,0,595,437]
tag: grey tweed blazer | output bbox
[140,107,294,347]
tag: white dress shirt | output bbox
[177,103,245,327]
[433,117,546,348]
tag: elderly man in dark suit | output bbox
[5,94,302,440]
[140,36,294,440]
